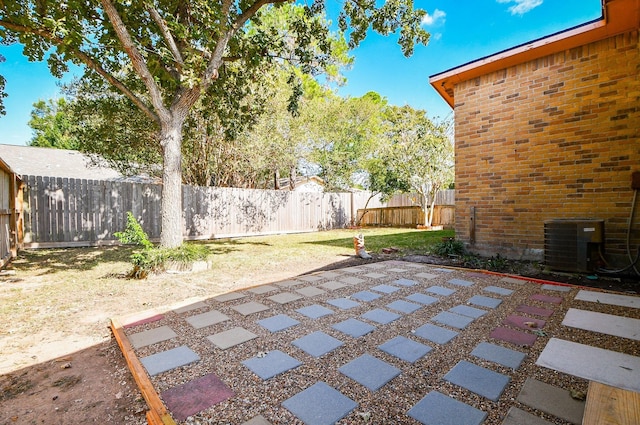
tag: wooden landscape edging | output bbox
[110,317,176,425]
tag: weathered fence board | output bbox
[357,205,455,228]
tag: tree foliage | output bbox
[28,98,79,149]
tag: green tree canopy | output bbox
[28,98,79,149]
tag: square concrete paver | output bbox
[516,304,554,317]
[320,280,347,291]
[500,277,525,285]
[471,342,526,369]
[468,295,503,309]
[388,268,408,273]
[540,283,571,292]
[386,300,421,314]
[415,272,439,280]
[242,415,272,425]
[371,284,401,294]
[562,308,640,341]
[207,327,258,350]
[517,378,585,424]
[378,336,432,363]
[292,331,344,357]
[394,278,417,286]
[426,286,456,296]
[501,407,554,425]
[339,354,401,391]
[483,286,514,296]
[300,275,323,282]
[530,294,563,304]
[339,276,366,285]
[140,345,200,376]
[185,310,231,329]
[351,290,382,302]
[449,305,487,319]
[413,323,458,345]
[503,315,546,330]
[490,327,537,346]
[248,285,278,295]
[432,311,474,329]
[444,360,510,401]
[318,271,341,279]
[434,268,454,273]
[268,292,303,304]
[274,279,303,288]
[296,304,334,319]
[129,325,177,349]
[332,318,376,338]
[447,278,474,287]
[406,293,439,305]
[362,308,401,325]
[232,301,270,316]
[408,391,487,425]
[242,350,302,380]
[296,286,327,297]
[213,292,247,303]
[161,373,234,421]
[363,272,387,279]
[282,382,358,425]
[326,298,361,310]
[257,314,300,332]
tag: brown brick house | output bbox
[430,0,640,270]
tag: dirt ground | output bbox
[1,249,637,425]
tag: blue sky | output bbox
[0,0,602,146]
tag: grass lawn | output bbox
[0,227,452,373]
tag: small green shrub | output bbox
[114,212,153,249]
[129,244,211,279]
[432,238,466,257]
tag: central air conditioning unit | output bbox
[544,219,605,273]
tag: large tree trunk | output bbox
[160,121,184,248]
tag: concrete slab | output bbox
[282,382,358,425]
[318,271,341,279]
[449,305,487,319]
[490,327,537,347]
[361,308,402,325]
[242,415,272,425]
[517,378,585,424]
[516,304,554,317]
[300,274,323,282]
[468,295,503,309]
[332,318,376,338]
[371,284,401,294]
[140,345,200,376]
[408,391,487,425]
[388,268,408,273]
[434,268,454,273]
[444,360,510,401]
[406,293,439,305]
[503,315,546,331]
[257,314,300,332]
[413,323,458,345]
[129,325,177,349]
[339,276,366,285]
[415,272,439,280]
[232,301,270,316]
[378,336,432,363]
[339,354,401,391]
[207,327,258,350]
[426,286,456,296]
[173,301,208,314]
[364,263,387,269]
[185,310,230,329]
[501,407,554,425]
[500,277,525,285]
[447,278,474,287]
[241,350,302,380]
[536,338,640,392]
[541,284,571,292]
[484,286,514,296]
[393,278,417,286]
[386,300,421,314]
[326,298,361,310]
[319,280,347,291]
[432,311,474,330]
[575,290,640,309]
[530,294,563,304]
[248,285,278,295]
[292,331,344,357]
[471,342,526,369]
[213,292,246,302]
[295,304,334,319]
[363,272,388,279]
[341,266,365,273]
[267,292,303,304]
[161,373,234,421]
[274,279,303,288]
[296,286,327,297]
[351,290,382,302]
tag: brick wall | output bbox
[453,30,640,266]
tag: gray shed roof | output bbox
[0,144,123,180]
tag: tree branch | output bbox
[146,3,184,69]
[0,18,158,123]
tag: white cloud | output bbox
[422,9,446,26]
[497,0,543,15]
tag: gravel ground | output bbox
[122,260,640,425]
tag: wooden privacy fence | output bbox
[22,175,354,248]
[0,162,23,268]
[357,205,455,228]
